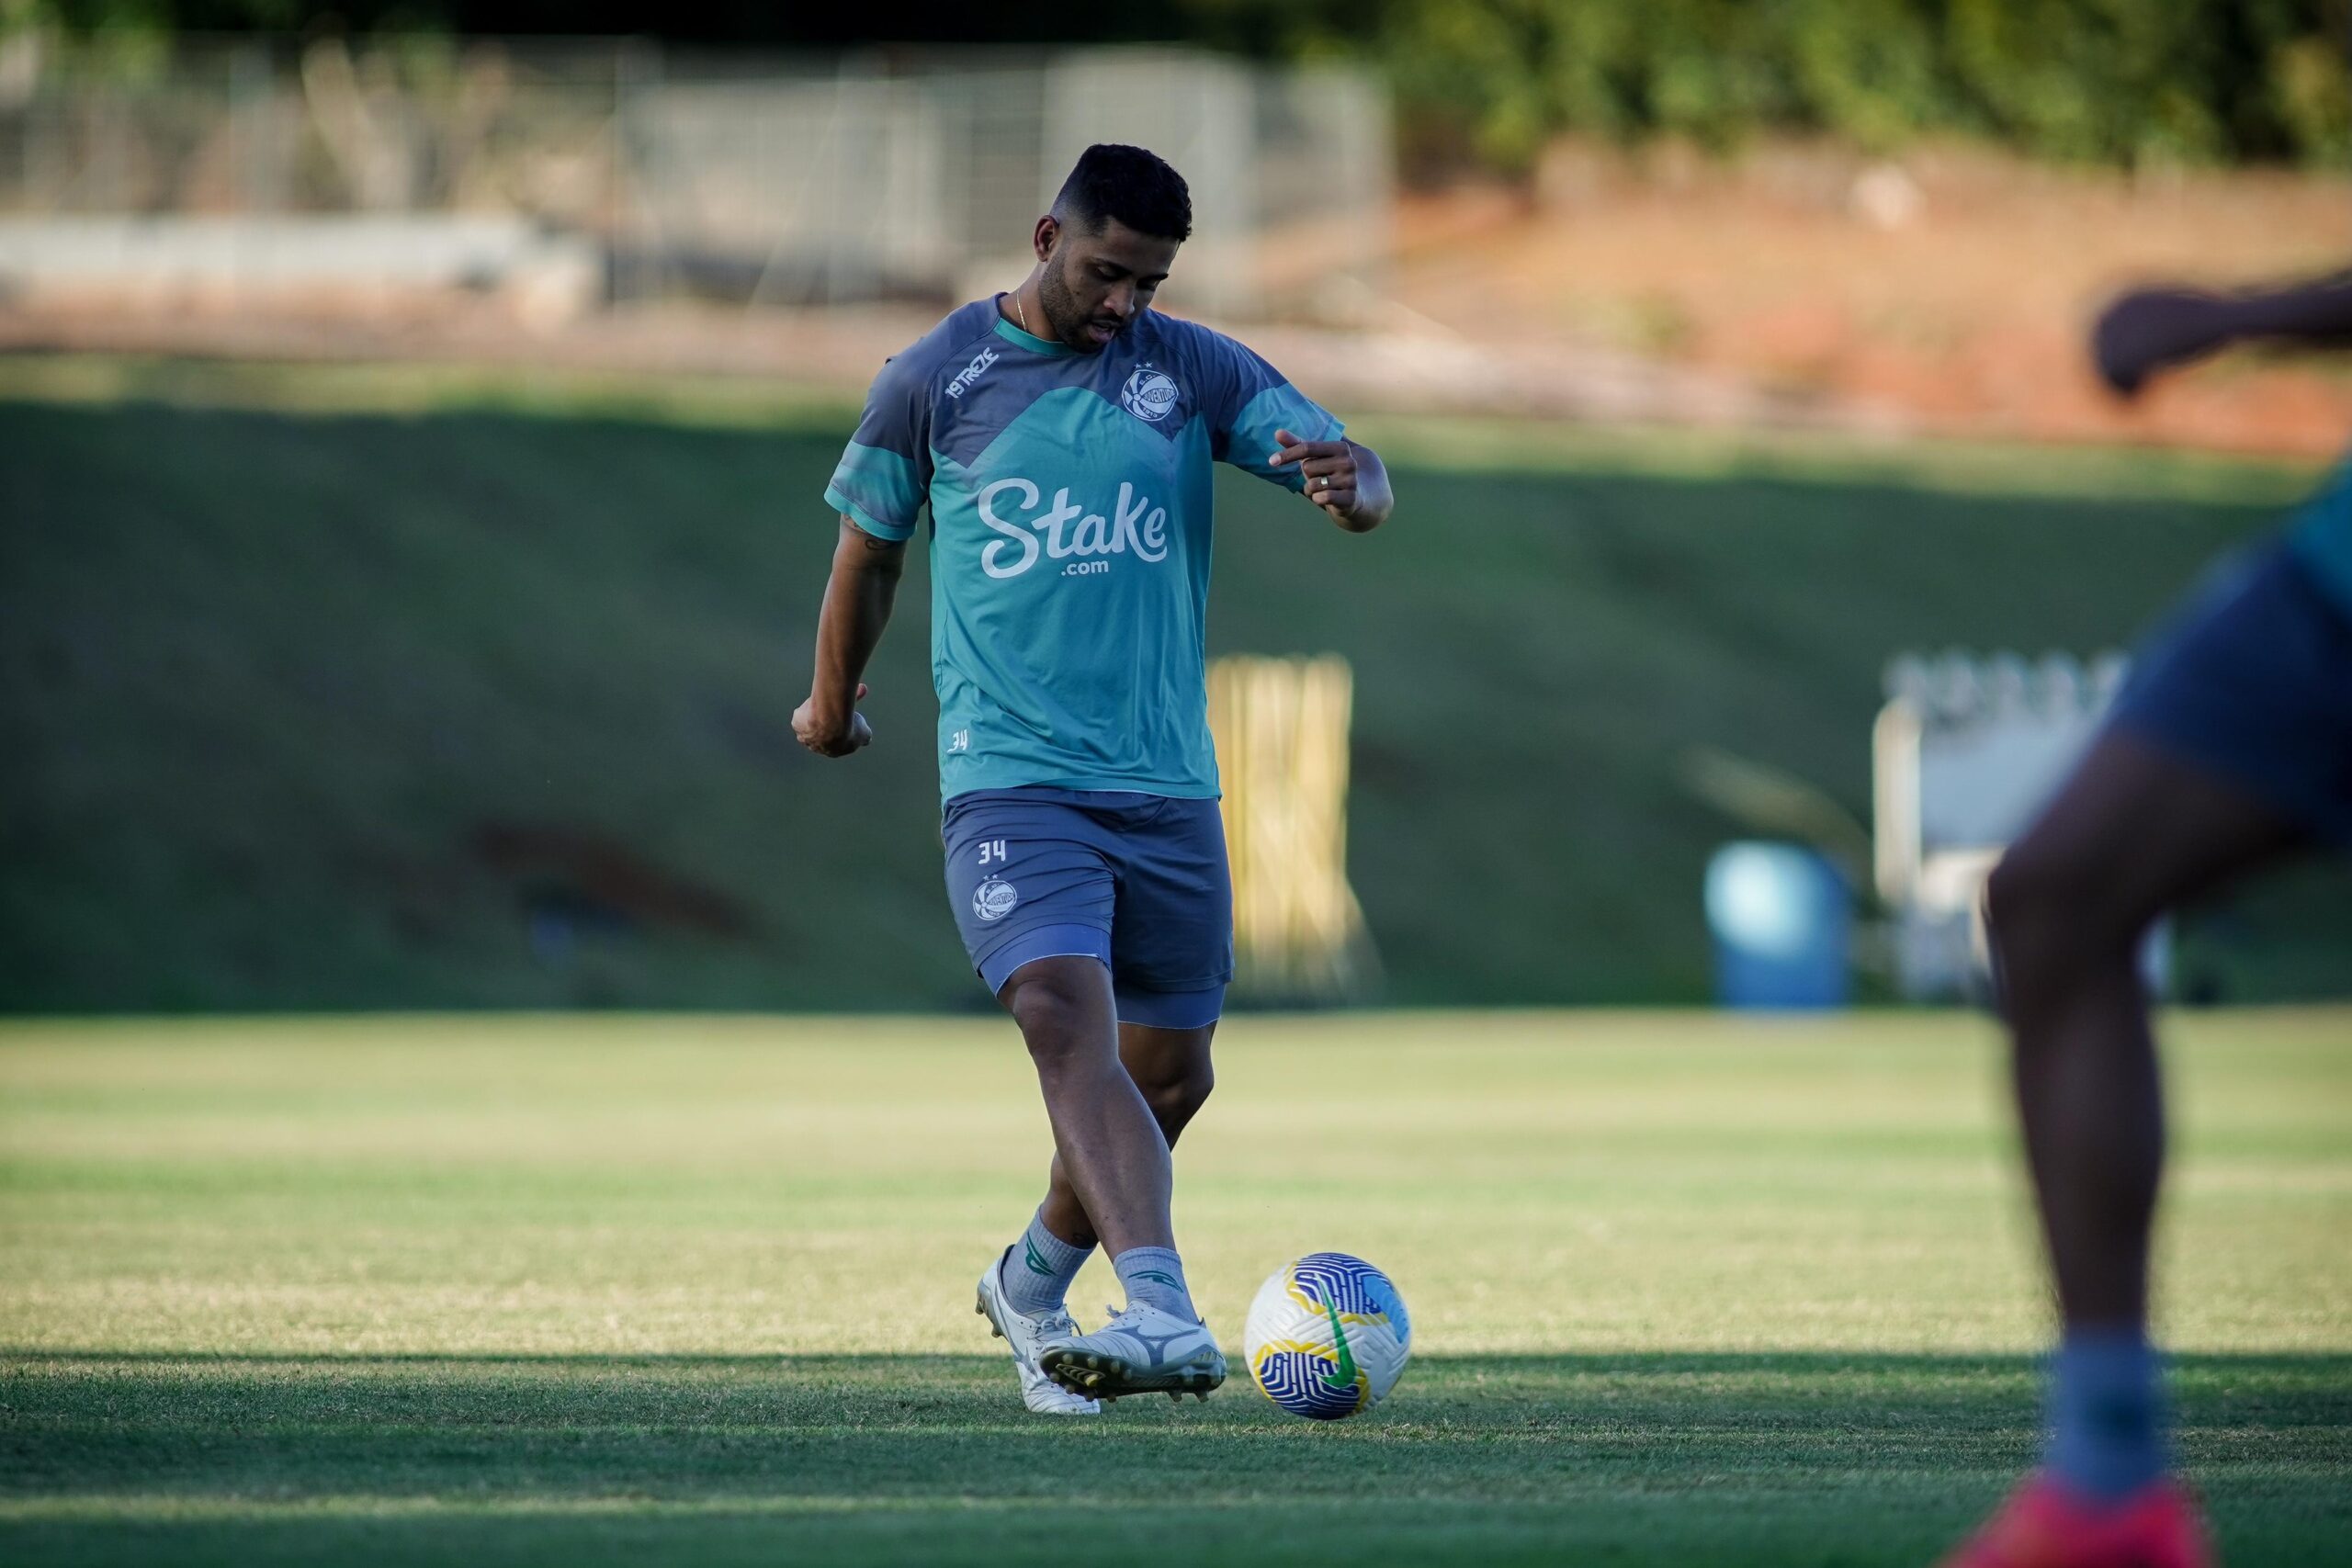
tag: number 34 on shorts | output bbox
[938,787,1233,995]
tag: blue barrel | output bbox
[1704,841,1851,1010]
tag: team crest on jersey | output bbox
[1120,365,1181,423]
[973,877,1020,923]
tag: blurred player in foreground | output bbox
[1944,271,2352,1566]
[794,145,1393,1413]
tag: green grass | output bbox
[3,1010,2348,1564]
[2,355,2348,1011]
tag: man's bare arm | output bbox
[2228,273,2352,344]
[793,517,908,758]
[2095,269,2352,396]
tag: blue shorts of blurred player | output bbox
[2107,536,2352,847]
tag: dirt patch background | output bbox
[1385,141,2352,458]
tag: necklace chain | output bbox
[1015,291,1031,335]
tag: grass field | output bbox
[5,355,2348,1013]
[4,1010,2347,1565]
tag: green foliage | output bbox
[1371,0,2350,171]
[2272,28,2352,162]
[12,2,2345,168]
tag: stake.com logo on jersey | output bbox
[975,478,1170,580]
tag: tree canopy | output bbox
[12,0,2348,169]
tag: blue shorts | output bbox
[942,787,1233,1030]
[2108,539,2352,847]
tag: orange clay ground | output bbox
[1384,141,2352,458]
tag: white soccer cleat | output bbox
[975,1249,1102,1416]
[1037,1302,1227,1403]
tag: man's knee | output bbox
[1138,1059,1214,1137]
[1002,959,1112,1066]
[1984,836,2149,1005]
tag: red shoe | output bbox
[1939,1472,2214,1568]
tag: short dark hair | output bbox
[1052,143,1193,243]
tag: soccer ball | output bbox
[1243,1252,1411,1420]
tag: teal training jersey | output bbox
[824,299,1343,800]
[2288,457,2352,619]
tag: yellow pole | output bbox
[1206,654,1377,1001]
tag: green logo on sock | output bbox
[1320,1300,1359,1392]
[1131,1269,1182,1290]
[1023,1236,1055,1277]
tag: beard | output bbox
[1038,264,1127,352]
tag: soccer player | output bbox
[792,144,1393,1414]
[1942,270,2352,1566]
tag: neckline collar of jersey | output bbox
[991,299,1078,357]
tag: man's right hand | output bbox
[794,682,875,758]
[2092,287,2237,397]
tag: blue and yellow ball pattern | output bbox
[1243,1252,1412,1421]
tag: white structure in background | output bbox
[1872,650,2162,1001]
[626,50,1389,319]
[0,39,1391,320]
[0,212,600,324]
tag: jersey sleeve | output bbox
[1204,333,1345,493]
[823,350,935,541]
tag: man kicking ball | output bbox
[1943,269,2352,1565]
[793,143,1394,1413]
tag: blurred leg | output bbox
[1981,729,2303,1513]
[1985,730,2302,1334]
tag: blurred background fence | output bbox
[0,36,1390,318]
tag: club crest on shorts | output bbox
[973,876,1020,923]
[1120,365,1180,423]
